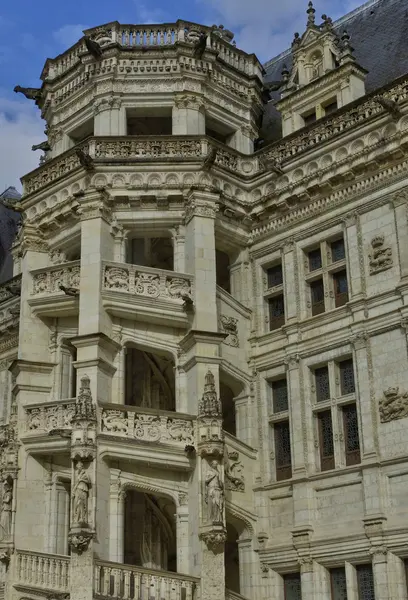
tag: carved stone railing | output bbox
[0,275,22,306]
[261,75,408,167]
[100,404,195,447]
[30,261,80,297]
[91,136,204,160]
[102,261,193,303]
[14,550,70,591]
[24,399,76,434]
[94,561,199,600]
[226,590,250,600]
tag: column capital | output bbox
[350,330,369,350]
[184,191,220,224]
[78,188,112,223]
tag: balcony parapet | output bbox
[100,404,195,448]
[14,549,70,592]
[31,261,80,297]
[24,398,76,435]
[94,560,199,600]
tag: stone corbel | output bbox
[68,527,94,554]
[199,528,227,552]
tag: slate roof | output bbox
[0,186,21,203]
[261,0,408,141]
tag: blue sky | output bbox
[0,0,360,191]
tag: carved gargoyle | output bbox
[203,147,217,171]
[181,292,194,311]
[261,80,283,103]
[0,198,24,215]
[32,140,51,152]
[14,85,42,101]
[193,32,208,59]
[75,148,94,171]
[259,155,284,176]
[59,285,79,297]
[84,36,103,60]
[374,96,402,121]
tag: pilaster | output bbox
[172,94,205,135]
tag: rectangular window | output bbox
[339,359,355,395]
[269,294,285,331]
[283,573,302,600]
[324,100,338,116]
[311,279,325,316]
[343,404,361,466]
[267,264,283,288]
[356,565,375,600]
[330,567,347,600]
[304,111,317,127]
[315,366,330,402]
[333,270,349,307]
[318,410,335,471]
[274,421,292,481]
[308,248,322,271]
[272,379,289,413]
[331,238,346,262]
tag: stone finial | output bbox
[198,370,222,417]
[307,1,316,26]
[321,14,333,29]
[73,375,96,421]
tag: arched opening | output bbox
[216,249,231,293]
[220,381,236,437]
[127,235,174,271]
[225,521,240,594]
[125,346,175,411]
[124,490,176,572]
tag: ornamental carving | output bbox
[379,387,408,423]
[199,529,227,550]
[199,371,222,417]
[100,409,194,446]
[224,449,245,492]
[184,201,218,225]
[32,263,80,296]
[68,528,94,554]
[94,138,202,160]
[369,235,393,275]
[104,267,129,291]
[73,375,96,422]
[134,273,160,297]
[219,315,239,347]
[25,401,76,433]
[174,94,205,110]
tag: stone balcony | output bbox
[29,261,80,318]
[94,560,199,600]
[0,275,21,341]
[13,549,70,593]
[101,261,193,327]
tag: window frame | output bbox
[262,259,286,333]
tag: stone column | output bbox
[229,248,250,306]
[176,494,189,574]
[172,94,205,135]
[345,562,358,600]
[109,470,124,563]
[230,125,254,155]
[343,213,365,299]
[184,190,219,331]
[371,547,390,600]
[94,98,125,136]
[393,190,408,280]
[351,333,378,460]
[234,390,252,446]
[282,240,298,322]
[285,355,307,475]
[299,558,315,600]
[172,225,186,273]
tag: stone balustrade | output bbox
[94,561,199,600]
[0,275,21,306]
[24,399,76,434]
[100,404,195,447]
[14,550,70,591]
[102,261,193,303]
[226,590,250,600]
[30,261,80,297]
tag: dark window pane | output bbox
[340,359,355,395]
[356,565,375,600]
[331,238,345,262]
[267,264,283,288]
[283,573,301,600]
[343,404,361,466]
[274,421,292,481]
[269,294,285,331]
[318,410,335,471]
[311,278,325,316]
[334,270,349,307]
[330,567,348,600]
[272,379,288,413]
[315,366,330,402]
[324,100,338,116]
[304,111,317,126]
[309,248,322,271]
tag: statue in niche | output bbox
[0,478,12,538]
[72,461,91,525]
[205,460,224,524]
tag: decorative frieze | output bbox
[94,137,203,160]
[369,235,393,275]
[379,387,408,423]
[219,315,239,347]
[100,407,195,447]
[102,261,193,303]
[25,399,76,433]
[31,261,80,296]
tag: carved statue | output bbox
[193,32,208,59]
[84,36,103,60]
[72,462,91,525]
[0,478,13,538]
[205,460,224,524]
[14,85,42,101]
[32,141,51,152]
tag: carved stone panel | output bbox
[219,315,239,347]
[379,387,408,423]
[369,235,393,275]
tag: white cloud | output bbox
[197,0,364,61]
[133,2,168,24]
[53,24,88,48]
[0,96,44,193]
